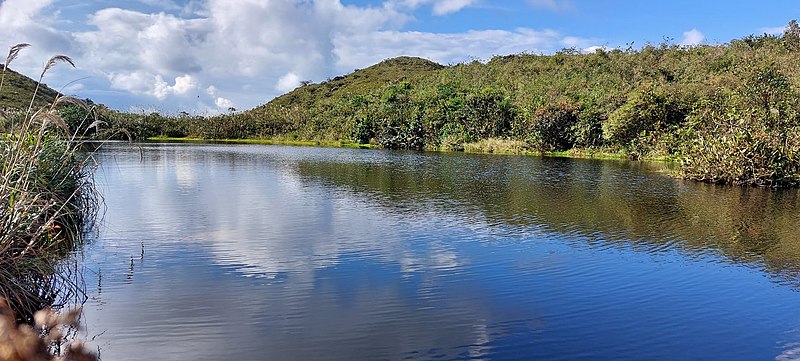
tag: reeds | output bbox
[0,43,99,323]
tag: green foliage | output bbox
[459,87,515,141]
[604,86,687,148]
[573,106,604,148]
[374,82,425,150]
[524,102,579,152]
[783,19,800,51]
[680,64,800,186]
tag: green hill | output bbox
[0,66,60,110]
[253,56,444,111]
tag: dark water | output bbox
[81,143,800,361]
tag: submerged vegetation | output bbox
[0,44,98,325]
[22,22,800,187]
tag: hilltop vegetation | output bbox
[67,22,800,186]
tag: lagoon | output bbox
[81,143,800,360]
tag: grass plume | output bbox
[0,43,31,95]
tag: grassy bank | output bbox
[0,45,98,324]
[147,135,644,162]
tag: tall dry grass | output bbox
[0,43,100,324]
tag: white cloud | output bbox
[430,0,477,15]
[0,0,52,27]
[276,72,301,93]
[396,0,477,15]
[171,74,198,95]
[0,0,77,71]
[583,45,606,53]
[681,28,704,46]
[110,72,198,100]
[215,97,234,109]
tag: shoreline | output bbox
[146,136,676,163]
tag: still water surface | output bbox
[82,143,800,360]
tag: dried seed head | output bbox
[60,307,82,327]
[4,43,30,69]
[33,308,58,329]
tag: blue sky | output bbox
[400,1,796,41]
[0,0,796,113]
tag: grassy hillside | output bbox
[266,56,445,109]
[0,66,60,110]
[103,22,800,187]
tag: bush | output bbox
[604,86,687,147]
[376,109,425,150]
[680,65,800,186]
[526,102,579,152]
[459,88,515,141]
[372,82,426,150]
[573,106,604,148]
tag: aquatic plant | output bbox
[0,44,99,323]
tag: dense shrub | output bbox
[458,88,515,141]
[525,102,579,152]
[573,106,605,148]
[680,65,800,186]
[603,86,687,147]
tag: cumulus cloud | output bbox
[583,45,606,53]
[110,72,197,100]
[215,97,234,109]
[0,0,77,69]
[396,0,477,15]
[0,0,596,113]
[276,72,301,93]
[170,75,198,95]
[681,29,705,46]
[0,0,52,27]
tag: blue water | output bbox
[81,143,800,360]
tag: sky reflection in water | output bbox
[82,143,800,361]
